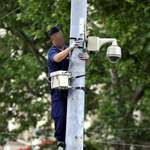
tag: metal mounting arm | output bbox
[87,36,118,52]
[99,38,117,49]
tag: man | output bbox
[47,26,80,147]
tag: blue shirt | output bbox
[47,44,69,101]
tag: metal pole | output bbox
[65,0,87,150]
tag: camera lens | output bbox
[108,57,119,63]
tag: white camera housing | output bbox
[107,44,121,63]
[87,36,121,63]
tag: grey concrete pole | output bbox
[65,0,87,150]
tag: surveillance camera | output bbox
[106,45,121,63]
[87,37,122,63]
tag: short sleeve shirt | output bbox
[47,44,69,101]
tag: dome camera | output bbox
[106,45,121,63]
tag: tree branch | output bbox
[125,86,143,117]
[19,31,44,66]
[0,26,45,66]
[109,69,120,88]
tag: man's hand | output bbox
[53,40,81,63]
[69,41,80,50]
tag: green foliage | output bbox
[85,0,150,149]
[0,0,97,148]
[0,0,71,146]
[1,0,150,149]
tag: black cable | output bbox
[75,74,85,78]
[86,52,96,72]
[69,52,97,79]
[0,0,30,20]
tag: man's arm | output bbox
[54,48,89,63]
[53,41,80,62]
[53,47,71,62]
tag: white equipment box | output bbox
[50,70,71,90]
[87,36,99,52]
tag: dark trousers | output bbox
[51,97,67,141]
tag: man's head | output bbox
[49,26,65,48]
